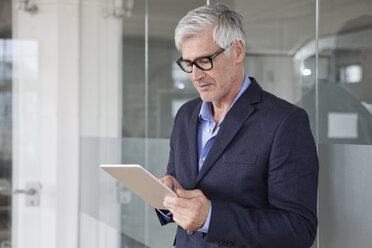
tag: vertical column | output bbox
[79,0,123,247]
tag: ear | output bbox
[234,40,245,64]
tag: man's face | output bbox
[181,27,238,104]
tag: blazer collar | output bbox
[193,77,263,187]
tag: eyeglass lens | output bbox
[180,57,213,72]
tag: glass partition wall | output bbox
[317,1,372,247]
[78,0,372,247]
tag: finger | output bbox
[170,207,191,224]
[163,196,187,211]
[172,214,190,230]
[166,204,185,220]
[163,196,177,209]
[167,200,207,231]
[166,200,190,214]
[172,210,198,231]
[173,180,184,191]
[161,176,175,189]
[168,177,183,193]
[177,188,202,199]
[163,196,179,208]
[164,196,194,210]
[168,176,181,191]
[164,195,178,202]
[172,215,185,229]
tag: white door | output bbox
[6,1,80,248]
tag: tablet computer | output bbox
[100,164,176,209]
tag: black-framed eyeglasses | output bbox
[176,44,232,73]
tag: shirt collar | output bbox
[198,74,251,122]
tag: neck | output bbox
[212,71,245,125]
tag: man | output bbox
[156,4,318,248]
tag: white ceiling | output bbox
[122,0,372,55]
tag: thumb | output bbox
[176,188,200,199]
[174,181,184,192]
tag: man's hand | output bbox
[164,188,210,231]
[159,175,183,192]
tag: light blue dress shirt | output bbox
[158,75,251,233]
[197,75,251,233]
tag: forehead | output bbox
[181,28,219,60]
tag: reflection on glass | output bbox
[327,112,358,139]
[341,64,362,83]
[298,14,372,145]
[0,1,12,246]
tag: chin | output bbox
[200,95,218,103]
[199,93,212,101]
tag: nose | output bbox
[190,65,205,82]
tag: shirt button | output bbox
[187,230,194,235]
[208,128,212,133]
[202,157,205,161]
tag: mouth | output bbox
[196,81,213,91]
[198,84,211,90]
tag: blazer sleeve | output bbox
[166,106,179,178]
[155,109,180,226]
[205,108,319,248]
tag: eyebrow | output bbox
[181,51,215,61]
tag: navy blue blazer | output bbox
[157,78,319,248]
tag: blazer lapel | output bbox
[194,78,262,186]
[187,101,202,188]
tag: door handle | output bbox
[13,182,42,207]
[1,186,36,195]
[14,188,37,195]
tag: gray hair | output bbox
[175,4,246,55]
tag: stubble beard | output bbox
[196,73,233,103]
[194,78,220,102]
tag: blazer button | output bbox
[187,230,194,235]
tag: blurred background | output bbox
[0,0,371,247]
